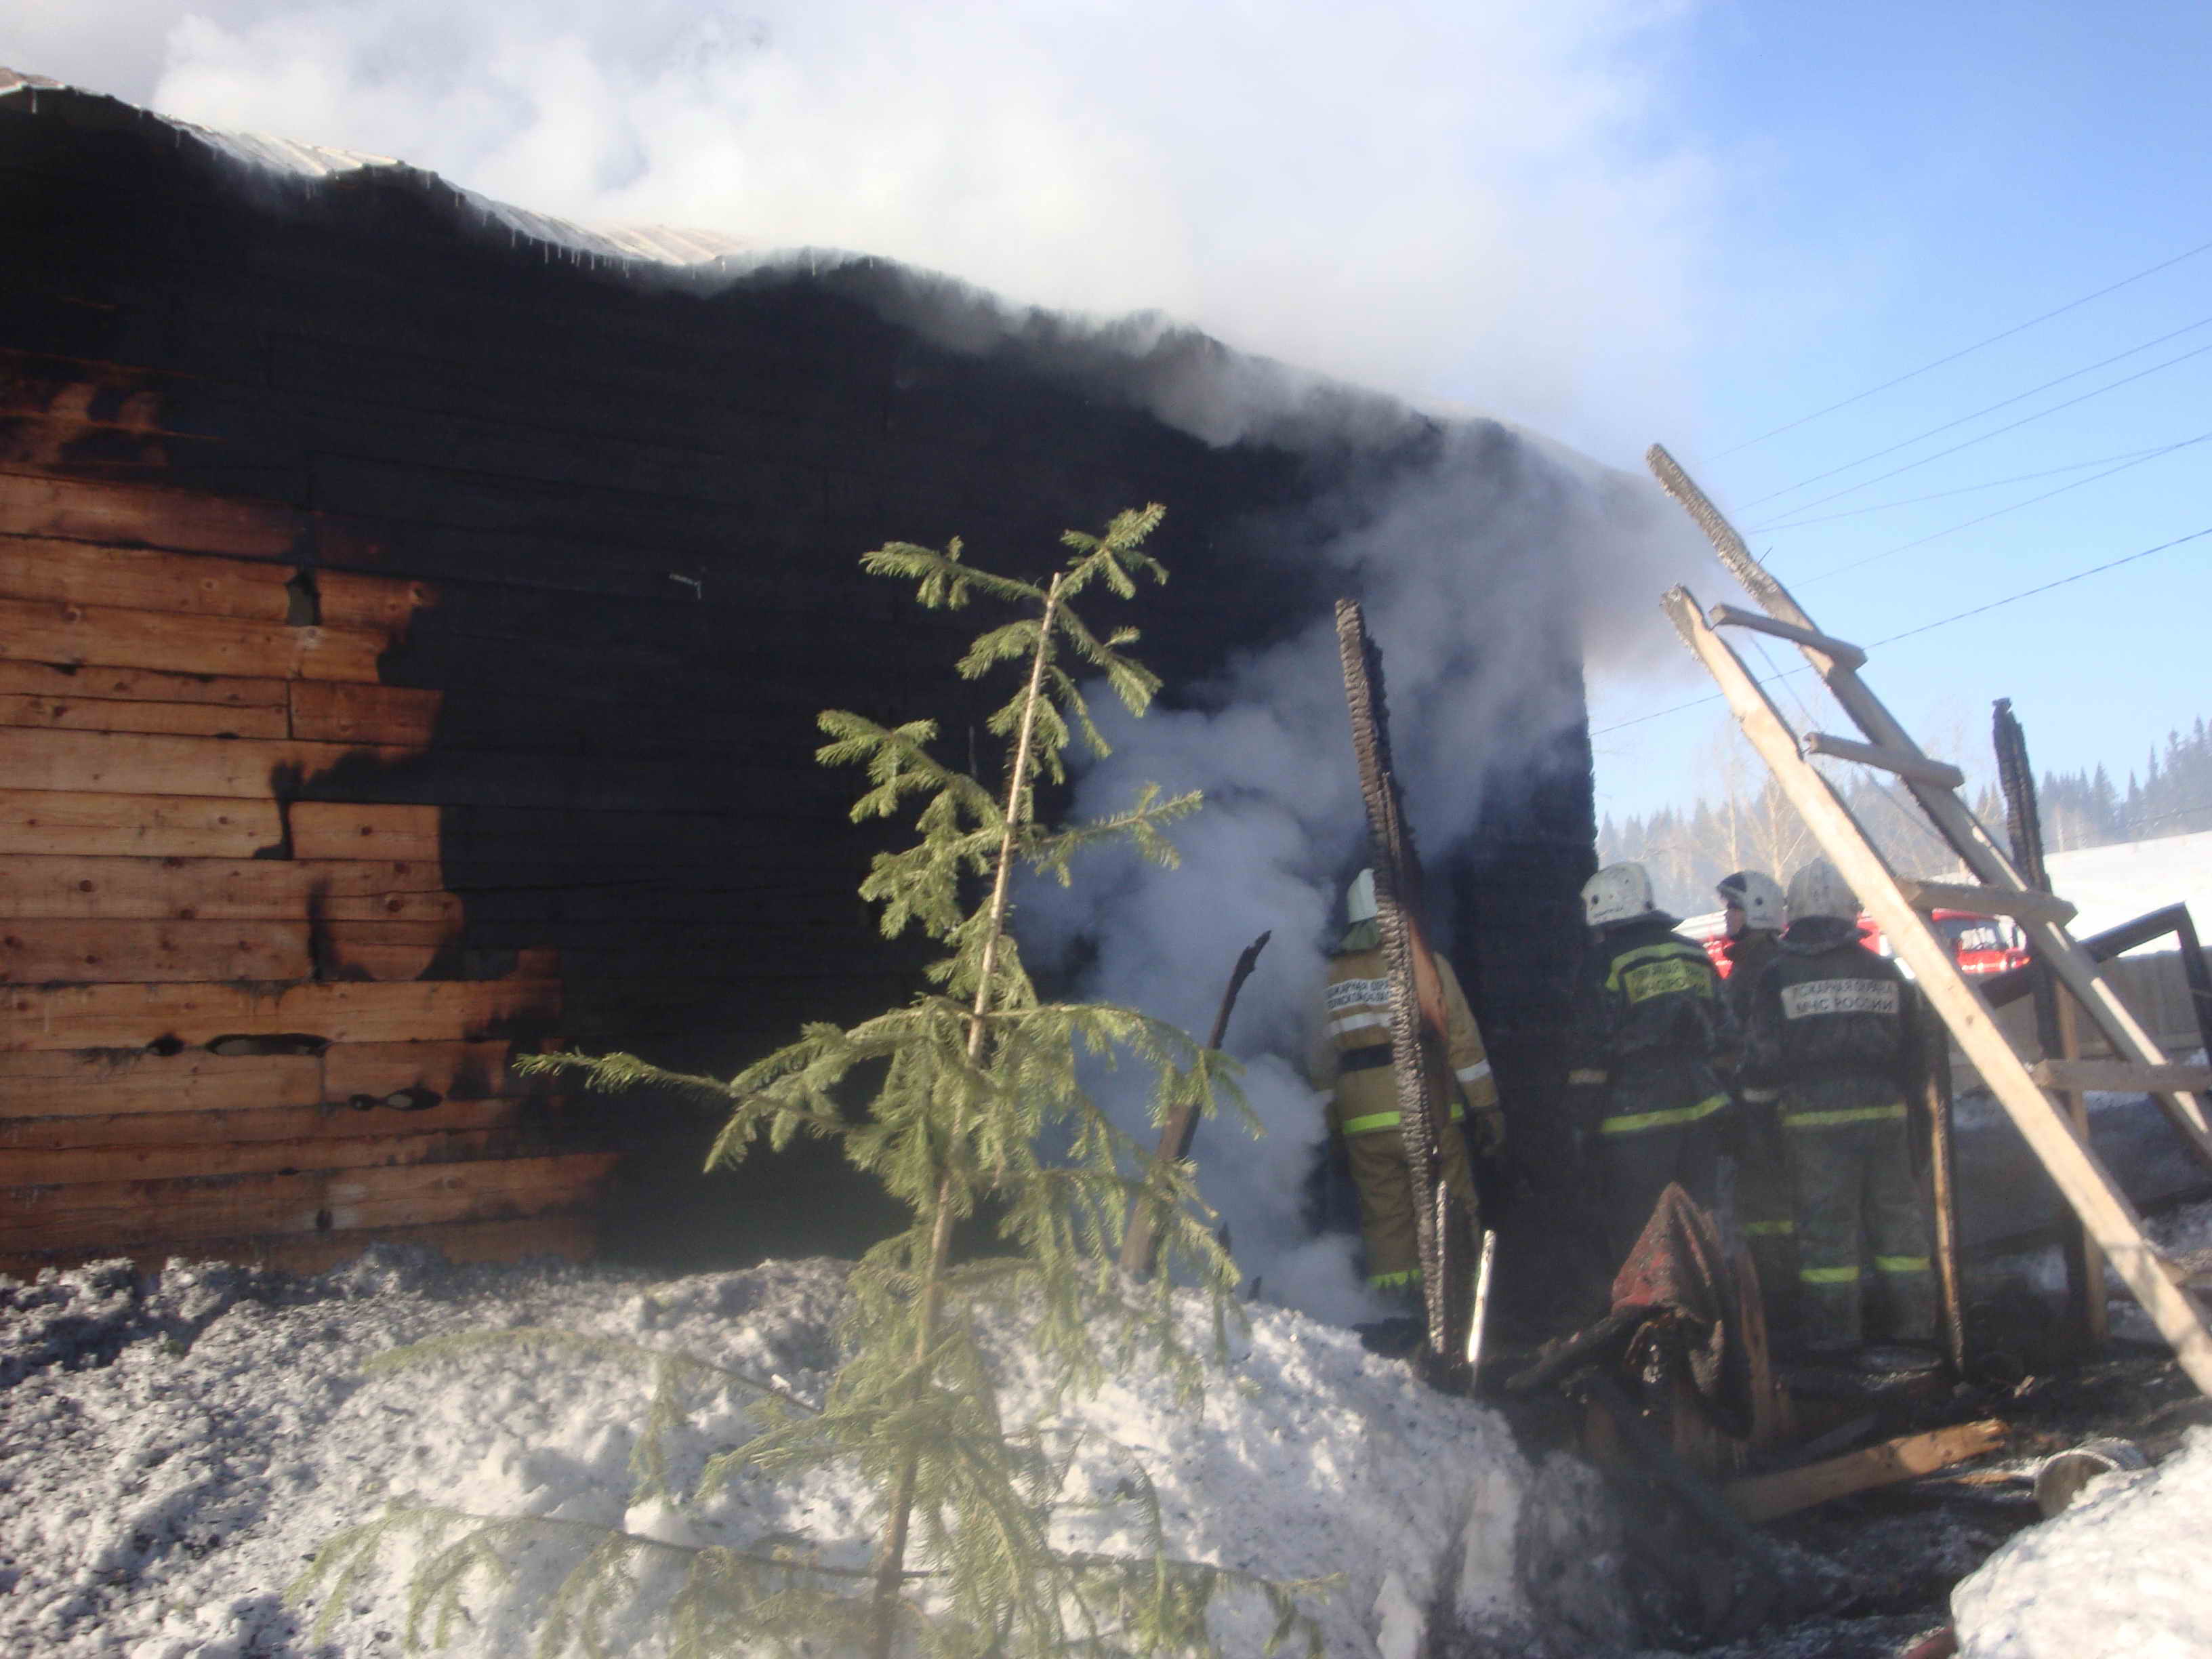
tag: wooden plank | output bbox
[0,691,289,738]
[288,681,442,745]
[0,596,386,682]
[0,1098,525,1149]
[0,1151,619,1249]
[0,473,301,560]
[0,918,310,983]
[1724,1419,2007,1523]
[288,802,441,861]
[0,658,287,709]
[315,569,438,632]
[0,978,560,1051]
[0,855,451,919]
[323,1040,522,1103]
[319,919,463,982]
[1706,603,1866,669]
[2030,1060,2212,1094]
[0,1126,531,1185]
[0,1212,597,1282]
[1801,733,1966,791]
[1652,449,2212,1158]
[0,1048,323,1117]
[1896,878,2077,928]
[0,789,285,857]
[0,729,419,800]
[1664,586,2212,1397]
[0,536,294,620]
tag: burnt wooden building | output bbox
[0,72,1600,1278]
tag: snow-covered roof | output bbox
[0,65,779,278]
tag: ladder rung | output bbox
[1708,604,1868,670]
[2031,1061,2212,1095]
[1895,878,2078,926]
[1802,733,1965,790]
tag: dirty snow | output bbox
[0,1250,1537,1658]
[1951,1425,2212,1659]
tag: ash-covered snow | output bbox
[0,1249,1544,1658]
[1951,1425,2212,1659]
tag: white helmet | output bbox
[1717,869,1786,934]
[1346,868,1378,925]
[1581,862,1658,929]
[1786,858,1857,923]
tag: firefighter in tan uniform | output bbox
[1318,869,1504,1296]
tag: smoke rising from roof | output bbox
[13,0,1714,459]
[1017,422,1706,1325]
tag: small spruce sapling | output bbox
[293,507,1324,1658]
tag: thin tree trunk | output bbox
[868,574,1064,1659]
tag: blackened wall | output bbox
[0,83,1595,1271]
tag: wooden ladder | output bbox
[1646,443,2212,1397]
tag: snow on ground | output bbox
[0,1250,1536,1658]
[1950,1425,2212,1659]
[2040,831,2212,949]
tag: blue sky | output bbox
[1587,1,2212,827]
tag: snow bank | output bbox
[1951,1427,2212,1659]
[2041,830,2212,949]
[0,1250,1539,1658]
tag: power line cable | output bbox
[1741,335,2212,520]
[1750,441,2186,531]
[1589,524,2212,739]
[1797,431,2212,585]
[1716,234,2212,457]
[1742,316,2212,511]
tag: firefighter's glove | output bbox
[1469,1105,1507,1160]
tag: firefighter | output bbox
[1743,858,1937,1357]
[1714,869,1796,1334]
[1318,869,1502,1299]
[1565,861,1736,1260]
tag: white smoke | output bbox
[1018,422,1707,1324]
[7,0,1715,458]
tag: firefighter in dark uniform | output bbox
[1742,858,1937,1355]
[1715,869,1797,1333]
[1565,862,1736,1260]
[1318,869,1502,1298]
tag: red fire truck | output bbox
[1681,907,2029,979]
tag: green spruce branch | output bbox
[298,508,1321,1658]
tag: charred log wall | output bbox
[0,85,1595,1274]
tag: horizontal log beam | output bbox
[288,802,442,861]
[0,1212,596,1282]
[0,1125,532,1185]
[0,535,294,621]
[288,681,443,746]
[0,727,420,802]
[0,1150,618,1250]
[0,658,287,709]
[0,473,302,560]
[0,1048,323,1116]
[0,918,310,983]
[0,978,560,1050]
[0,788,284,857]
[0,691,288,739]
[0,595,384,682]
[0,1097,529,1149]
[0,854,451,920]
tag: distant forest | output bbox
[1599,715,2212,918]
